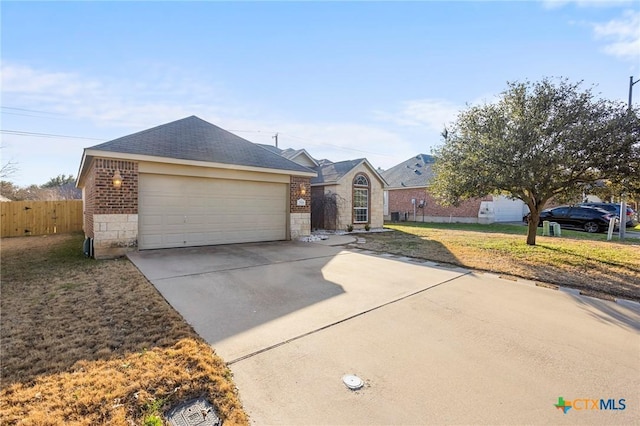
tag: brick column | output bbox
[289,176,311,239]
[84,158,139,258]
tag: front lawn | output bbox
[355,222,640,301]
[0,233,248,425]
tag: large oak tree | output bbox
[432,78,639,245]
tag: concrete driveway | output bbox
[129,240,639,425]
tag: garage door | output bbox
[493,195,526,222]
[139,174,287,249]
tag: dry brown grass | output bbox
[1,233,248,425]
[356,224,640,302]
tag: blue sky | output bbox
[2,0,639,187]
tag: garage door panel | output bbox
[139,174,287,249]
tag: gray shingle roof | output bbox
[258,143,384,186]
[312,159,365,184]
[381,154,435,188]
[88,116,314,174]
[257,144,283,155]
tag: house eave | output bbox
[77,149,317,187]
[385,185,429,190]
[310,181,338,187]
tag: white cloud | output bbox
[208,117,416,170]
[543,4,639,63]
[541,0,632,9]
[1,64,101,97]
[373,99,461,133]
[0,62,228,130]
[593,9,640,61]
[1,62,427,183]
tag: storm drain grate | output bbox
[165,397,221,426]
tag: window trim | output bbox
[352,173,371,224]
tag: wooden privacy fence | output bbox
[1,200,83,237]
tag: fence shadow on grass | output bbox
[0,233,210,386]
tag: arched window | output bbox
[354,175,368,187]
[353,174,370,223]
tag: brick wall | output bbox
[424,192,489,217]
[84,170,96,238]
[387,188,428,219]
[290,176,311,213]
[91,158,139,214]
[387,188,489,220]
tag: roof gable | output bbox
[286,150,318,167]
[86,116,314,174]
[381,154,435,188]
[312,158,387,186]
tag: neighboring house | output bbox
[76,116,316,259]
[382,154,527,223]
[259,145,387,230]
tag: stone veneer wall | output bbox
[83,158,139,258]
[289,213,311,239]
[289,176,311,238]
[328,166,384,230]
[93,214,139,259]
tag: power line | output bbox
[228,128,388,157]
[227,129,273,134]
[1,111,66,119]
[1,106,65,115]
[279,132,387,157]
[0,130,105,141]
[226,127,387,157]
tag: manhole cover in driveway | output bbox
[165,397,221,426]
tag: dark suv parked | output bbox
[525,205,616,233]
[578,202,637,228]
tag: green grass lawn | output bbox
[398,221,638,242]
[354,222,640,301]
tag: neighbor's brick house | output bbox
[382,154,525,223]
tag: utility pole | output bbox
[620,77,639,239]
[273,133,279,148]
[629,76,639,111]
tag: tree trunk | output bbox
[526,209,540,246]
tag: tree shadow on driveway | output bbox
[130,242,345,350]
[355,227,640,302]
[568,294,640,332]
[128,240,466,361]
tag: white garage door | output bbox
[493,195,526,222]
[139,174,287,249]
